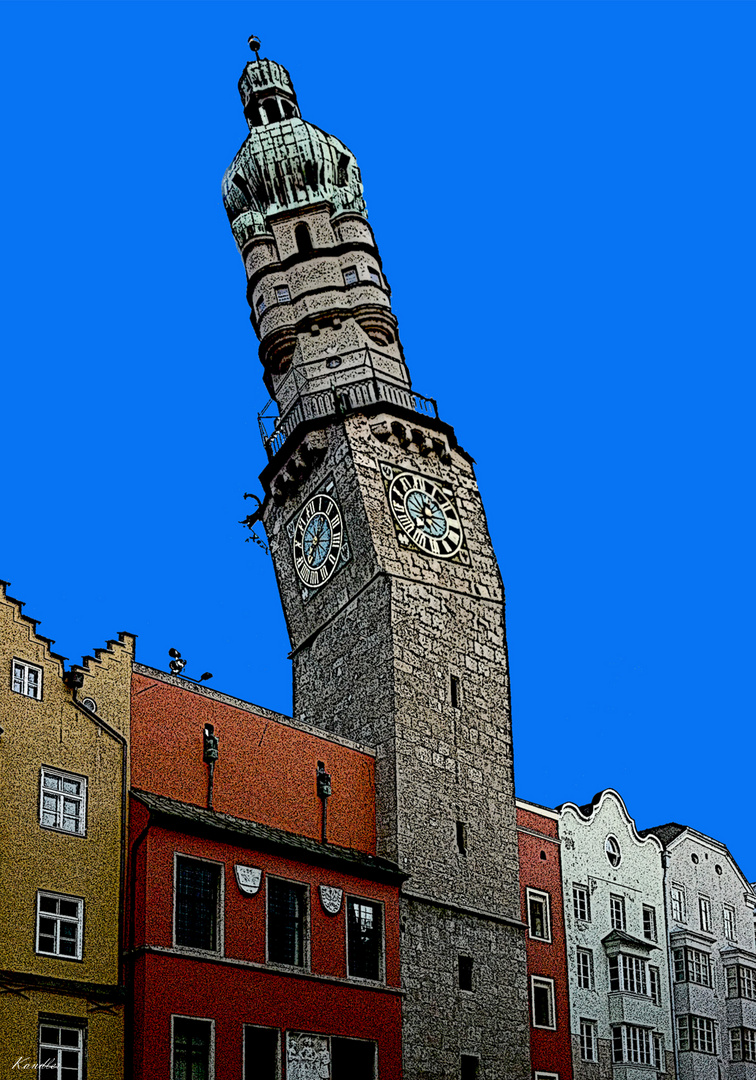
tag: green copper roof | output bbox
[223,57,367,251]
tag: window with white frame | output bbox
[605,835,622,867]
[642,904,657,941]
[40,767,87,835]
[678,1015,717,1054]
[730,1027,756,1063]
[38,1021,85,1078]
[609,954,647,995]
[653,1033,664,1070]
[577,948,593,990]
[368,267,381,286]
[36,892,83,959]
[174,856,222,953]
[243,1025,279,1080]
[347,897,383,981]
[531,976,556,1029]
[724,904,736,941]
[671,884,686,922]
[12,659,42,699]
[727,964,756,1000]
[610,893,626,931]
[275,286,290,303]
[534,1074,560,1080]
[649,965,661,1006]
[573,884,590,922]
[256,295,266,315]
[699,895,712,932]
[673,946,712,986]
[612,1024,657,1065]
[580,1019,597,1062]
[342,267,358,286]
[527,889,551,942]
[172,1016,213,1080]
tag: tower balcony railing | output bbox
[258,346,438,461]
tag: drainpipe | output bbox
[660,847,680,1080]
[124,815,152,1080]
[316,761,332,843]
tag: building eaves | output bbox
[131,788,407,884]
[601,928,660,952]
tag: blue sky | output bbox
[2,2,754,879]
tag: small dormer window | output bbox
[256,296,266,316]
[276,286,291,304]
[368,268,381,286]
[343,268,358,286]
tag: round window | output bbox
[605,835,622,867]
[81,697,97,713]
[715,864,723,875]
[691,853,699,864]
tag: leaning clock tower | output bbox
[223,39,530,1079]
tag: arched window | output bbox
[281,100,295,119]
[262,98,281,123]
[295,223,313,254]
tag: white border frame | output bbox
[530,975,557,1030]
[345,895,386,984]
[172,851,225,956]
[35,890,84,961]
[39,766,88,837]
[526,888,552,943]
[12,657,43,700]
[170,1014,215,1080]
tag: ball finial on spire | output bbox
[248,34,261,61]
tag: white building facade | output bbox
[643,824,756,1080]
[559,789,675,1079]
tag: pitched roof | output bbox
[131,788,407,883]
[601,928,660,952]
[639,822,687,846]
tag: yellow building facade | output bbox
[0,580,132,1078]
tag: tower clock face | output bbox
[388,471,463,558]
[292,493,344,588]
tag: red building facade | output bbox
[517,799,574,1080]
[126,664,404,1080]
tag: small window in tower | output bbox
[458,955,473,991]
[343,267,358,286]
[295,223,314,254]
[276,286,291,304]
[336,153,350,187]
[368,267,382,286]
[281,99,295,119]
[450,675,460,708]
[455,821,467,856]
[256,295,266,316]
[262,98,282,123]
[461,1055,479,1080]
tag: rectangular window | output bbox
[609,953,648,995]
[690,1016,717,1054]
[368,267,381,286]
[675,946,712,986]
[275,286,290,303]
[671,884,686,922]
[573,884,590,922]
[610,893,626,931]
[256,295,266,315]
[580,1019,597,1062]
[175,857,221,952]
[727,964,756,999]
[331,1037,376,1079]
[649,965,661,1006]
[36,892,83,960]
[458,955,473,992]
[577,948,593,990]
[450,674,460,708]
[12,659,42,699]
[460,1056,478,1080]
[724,904,736,941]
[643,904,657,941]
[268,878,307,967]
[653,1034,663,1070]
[731,1028,743,1062]
[39,767,87,835]
[38,1021,84,1079]
[343,267,358,286]
[531,976,556,1029]
[455,821,467,856]
[347,898,383,981]
[743,1028,756,1063]
[527,889,551,942]
[679,1015,717,1054]
[612,1024,655,1065]
[244,1026,279,1080]
[172,1016,213,1080]
[699,895,712,932]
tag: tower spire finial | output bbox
[248,34,261,61]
